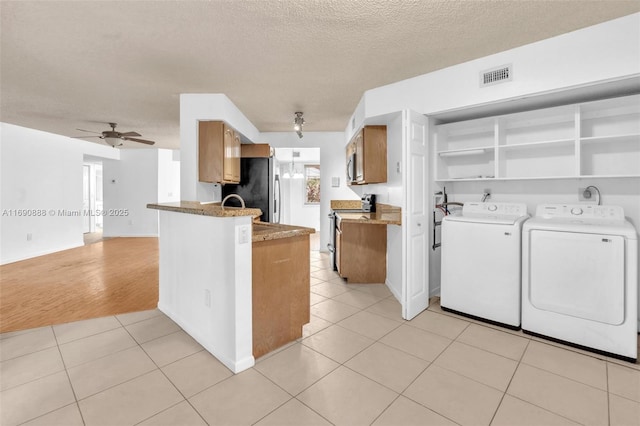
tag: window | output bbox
[304,164,320,204]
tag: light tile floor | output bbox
[2,251,640,425]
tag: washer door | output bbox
[529,230,625,325]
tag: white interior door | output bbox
[402,110,430,320]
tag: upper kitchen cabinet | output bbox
[347,125,387,185]
[434,94,640,181]
[199,121,241,184]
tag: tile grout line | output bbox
[116,316,212,426]
[54,322,87,425]
[487,336,531,425]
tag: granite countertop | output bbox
[252,222,316,242]
[335,203,402,226]
[330,199,362,210]
[147,201,262,218]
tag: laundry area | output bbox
[433,94,640,363]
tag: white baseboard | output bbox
[1,242,84,265]
[385,278,402,303]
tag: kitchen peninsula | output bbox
[147,201,314,373]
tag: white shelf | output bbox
[499,138,575,150]
[434,94,640,182]
[580,133,640,143]
[437,146,495,157]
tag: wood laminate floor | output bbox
[0,237,158,333]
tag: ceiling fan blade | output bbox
[124,137,155,145]
[72,135,103,139]
[120,131,141,137]
[75,128,102,134]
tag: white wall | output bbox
[0,123,118,264]
[158,149,180,203]
[102,148,180,237]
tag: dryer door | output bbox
[528,230,625,325]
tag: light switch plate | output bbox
[331,177,340,187]
[238,225,250,244]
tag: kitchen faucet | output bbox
[221,194,246,209]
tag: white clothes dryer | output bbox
[522,204,638,362]
[441,202,529,328]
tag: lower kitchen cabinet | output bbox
[336,221,387,283]
[252,234,310,358]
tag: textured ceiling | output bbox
[1,1,639,149]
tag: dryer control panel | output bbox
[536,204,625,221]
[463,202,528,217]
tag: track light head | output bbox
[293,112,304,138]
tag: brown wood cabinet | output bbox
[198,121,241,184]
[252,234,310,358]
[335,218,387,283]
[241,143,271,158]
[347,125,387,185]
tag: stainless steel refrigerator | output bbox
[222,157,281,223]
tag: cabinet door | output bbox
[355,130,364,182]
[222,124,239,183]
[231,131,241,182]
[198,121,224,183]
[335,227,342,275]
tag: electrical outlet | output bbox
[579,187,592,201]
[204,289,211,307]
[26,233,32,241]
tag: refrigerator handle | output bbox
[274,175,281,223]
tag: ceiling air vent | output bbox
[480,65,512,87]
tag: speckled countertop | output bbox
[147,201,262,218]
[335,203,402,226]
[252,222,315,242]
[330,199,362,210]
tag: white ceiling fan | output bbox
[72,122,155,147]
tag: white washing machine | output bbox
[441,202,529,328]
[522,204,638,362]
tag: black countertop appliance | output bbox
[361,194,376,213]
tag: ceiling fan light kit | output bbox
[72,122,155,148]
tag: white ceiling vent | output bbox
[480,65,512,87]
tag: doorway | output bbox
[82,160,104,244]
[273,148,321,250]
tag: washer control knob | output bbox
[571,207,583,215]
[488,204,498,212]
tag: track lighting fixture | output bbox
[293,111,304,138]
